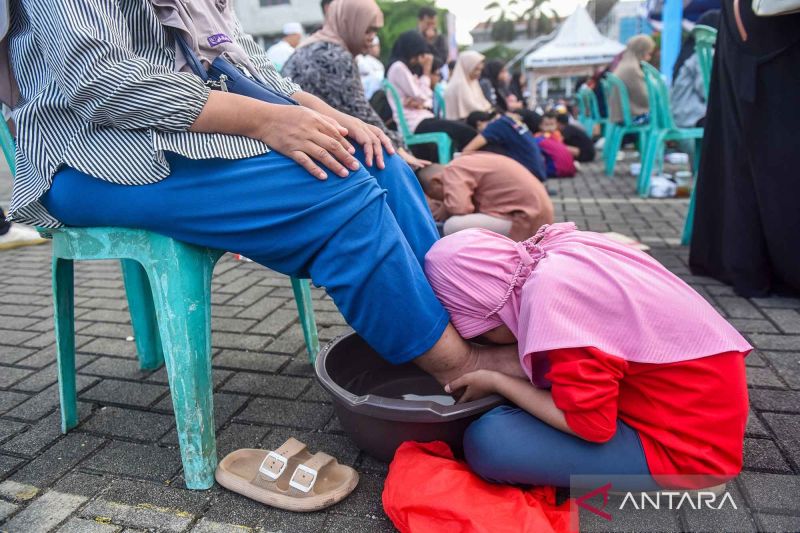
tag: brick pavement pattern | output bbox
[1,159,799,532]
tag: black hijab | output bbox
[481,59,511,110]
[388,30,430,73]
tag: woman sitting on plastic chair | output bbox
[385,31,478,162]
[609,35,656,127]
[2,0,518,388]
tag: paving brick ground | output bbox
[1,157,799,532]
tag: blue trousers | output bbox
[464,406,660,490]
[42,149,450,363]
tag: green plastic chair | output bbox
[600,73,653,177]
[576,85,606,138]
[636,62,704,200]
[693,25,717,100]
[681,25,717,245]
[433,83,447,119]
[0,120,320,490]
[382,79,453,164]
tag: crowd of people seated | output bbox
[258,1,602,238]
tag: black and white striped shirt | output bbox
[7,0,300,227]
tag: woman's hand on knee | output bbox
[336,115,395,170]
[258,106,360,180]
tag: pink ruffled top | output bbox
[424,223,752,387]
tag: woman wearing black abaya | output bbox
[689,0,800,297]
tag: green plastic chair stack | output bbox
[636,62,704,199]
[0,120,320,489]
[576,85,606,139]
[600,73,653,177]
[681,25,717,245]
[383,79,453,163]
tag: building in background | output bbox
[596,0,653,43]
[235,0,324,47]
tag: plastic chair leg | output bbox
[290,278,320,363]
[436,139,453,165]
[145,245,218,490]
[638,134,661,197]
[120,259,164,371]
[682,185,696,246]
[605,127,623,176]
[52,257,78,433]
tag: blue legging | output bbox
[41,148,450,364]
[464,406,660,490]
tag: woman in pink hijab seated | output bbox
[424,223,751,491]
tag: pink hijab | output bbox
[424,223,752,387]
[299,0,383,56]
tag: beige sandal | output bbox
[215,437,359,512]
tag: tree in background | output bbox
[486,0,519,42]
[376,0,446,63]
[517,0,558,37]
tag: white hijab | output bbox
[444,51,491,120]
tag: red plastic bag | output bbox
[382,441,572,533]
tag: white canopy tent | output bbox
[523,5,625,100]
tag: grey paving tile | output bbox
[55,517,122,533]
[201,490,270,529]
[80,379,167,408]
[83,440,181,482]
[0,390,29,414]
[10,433,104,487]
[81,406,173,442]
[0,453,24,479]
[213,423,269,457]
[749,389,800,413]
[220,372,308,399]
[9,376,97,421]
[211,332,272,352]
[0,366,32,388]
[746,366,786,388]
[0,499,18,522]
[762,351,800,389]
[249,309,296,336]
[79,499,192,533]
[762,308,800,334]
[0,419,28,443]
[212,350,289,373]
[747,410,772,441]
[743,438,792,473]
[739,472,800,513]
[749,334,800,352]
[761,413,800,468]
[2,411,65,456]
[1,490,87,533]
[51,471,111,498]
[754,512,800,533]
[235,398,332,430]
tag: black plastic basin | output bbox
[315,333,505,462]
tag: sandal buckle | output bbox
[259,451,288,480]
[289,464,318,493]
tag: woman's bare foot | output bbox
[413,324,479,385]
[413,324,526,385]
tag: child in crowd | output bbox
[534,113,577,178]
[417,152,553,240]
[556,113,596,162]
[463,111,547,182]
[424,224,751,490]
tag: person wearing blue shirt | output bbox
[463,112,547,182]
